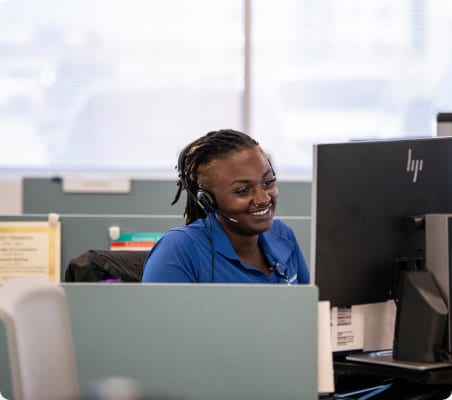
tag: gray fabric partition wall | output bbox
[20,178,313,276]
[0,214,184,279]
[0,213,311,280]
[0,284,319,400]
[22,178,312,216]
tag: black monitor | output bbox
[311,137,452,362]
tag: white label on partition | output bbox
[62,177,131,193]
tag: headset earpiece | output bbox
[196,189,238,223]
[196,189,217,211]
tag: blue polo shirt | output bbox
[142,213,310,284]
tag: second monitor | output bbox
[311,136,452,362]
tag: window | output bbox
[251,0,452,176]
[0,0,243,169]
[2,0,452,177]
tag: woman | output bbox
[141,129,309,284]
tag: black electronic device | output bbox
[311,136,452,363]
[437,112,452,137]
[393,270,448,362]
[196,189,238,224]
[312,136,452,306]
[197,189,217,210]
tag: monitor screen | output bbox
[311,136,452,307]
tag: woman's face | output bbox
[203,147,278,235]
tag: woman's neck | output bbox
[231,235,259,259]
[227,232,271,276]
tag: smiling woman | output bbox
[141,129,310,284]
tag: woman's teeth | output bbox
[251,207,269,216]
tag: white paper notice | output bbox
[331,306,364,352]
[330,301,396,353]
[0,221,61,282]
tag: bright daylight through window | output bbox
[1,0,452,177]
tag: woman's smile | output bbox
[249,205,272,216]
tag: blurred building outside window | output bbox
[1,0,452,179]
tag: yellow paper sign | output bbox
[0,221,61,283]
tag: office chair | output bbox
[0,277,80,400]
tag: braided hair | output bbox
[172,129,261,225]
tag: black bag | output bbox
[65,250,148,282]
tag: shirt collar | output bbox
[206,213,295,272]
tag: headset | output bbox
[196,188,238,223]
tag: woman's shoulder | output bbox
[271,218,294,234]
[268,218,298,243]
[162,219,208,240]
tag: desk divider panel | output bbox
[67,283,318,400]
[0,323,9,398]
[0,284,318,400]
[22,178,312,217]
[0,214,184,280]
[0,214,311,280]
[23,178,186,215]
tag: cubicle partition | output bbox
[23,178,186,215]
[18,177,313,275]
[0,214,184,279]
[0,213,311,281]
[0,283,319,400]
[0,179,317,398]
[22,178,312,217]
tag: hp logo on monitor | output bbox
[406,148,423,183]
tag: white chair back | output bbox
[0,277,79,400]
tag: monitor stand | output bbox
[346,350,452,371]
[334,355,452,400]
